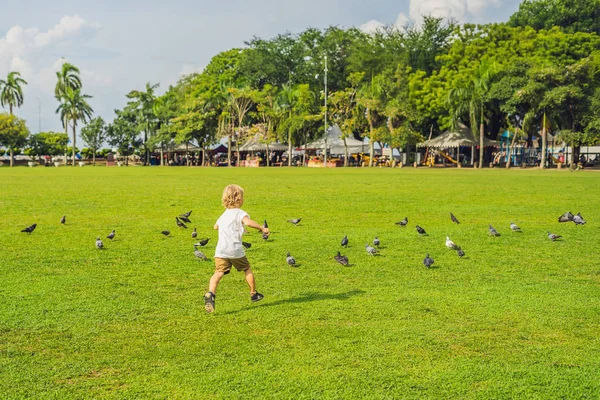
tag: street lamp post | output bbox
[324,55,328,166]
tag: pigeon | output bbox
[161,230,170,236]
[21,223,37,234]
[264,220,269,228]
[395,217,408,227]
[60,215,66,224]
[547,231,562,241]
[179,215,192,224]
[416,225,427,236]
[262,220,269,240]
[287,218,302,225]
[445,236,458,249]
[107,230,116,240]
[450,213,460,224]
[176,217,187,229]
[423,253,434,268]
[365,243,378,256]
[510,222,521,232]
[373,236,380,247]
[341,235,348,247]
[457,248,465,258]
[96,237,104,249]
[193,246,207,260]
[488,225,501,236]
[242,241,252,249]
[334,251,349,266]
[191,228,197,238]
[180,210,192,218]
[558,212,574,223]
[286,252,296,267]
[195,238,210,247]
[573,213,586,225]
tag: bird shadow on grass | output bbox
[221,289,365,315]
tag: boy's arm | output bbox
[213,224,219,230]
[242,216,269,234]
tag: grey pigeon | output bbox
[96,237,104,249]
[191,228,197,238]
[365,243,378,256]
[547,231,562,241]
[195,238,210,247]
[488,225,501,236]
[60,215,66,224]
[193,246,207,260]
[395,217,408,227]
[457,248,465,258]
[416,225,427,236]
[161,230,170,236]
[373,236,380,247]
[107,230,116,240]
[423,253,434,268]
[510,222,521,232]
[450,213,460,224]
[334,251,349,266]
[287,218,302,225]
[176,217,187,229]
[21,223,37,234]
[341,235,348,247]
[242,241,252,249]
[180,210,192,218]
[179,215,192,224]
[558,212,574,223]
[286,252,296,266]
[573,213,586,225]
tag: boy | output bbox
[204,184,270,313]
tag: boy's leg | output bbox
[205,271,225,314]
[209,271,225,294]
[244,268,256,295]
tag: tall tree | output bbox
[106,109,143,166]
[126,82,159,165]
[55,88,94,166]
[0,113,30,166]
[81,117,107,166]
[55,62,82,161]
[0,72,27,115]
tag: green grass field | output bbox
[1,166,599,399]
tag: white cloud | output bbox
[359,20,385,34]
[360,0,508,33]
[179,63,202,77]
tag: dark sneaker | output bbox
[204,292,215,313]
[251,292,264,302]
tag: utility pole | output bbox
[324,55,328,166]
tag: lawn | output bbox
[0,166,599,399]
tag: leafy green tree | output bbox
[0,113,30,166]
[106,109,142,166]
[81,117,107,165]
[509,0,600,35]
[55,87,94,166]
[0,72,27,115]
[126,83,159,165]
[27,132,69,161]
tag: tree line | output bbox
[2,0,600,168]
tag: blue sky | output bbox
[1,0,522,135]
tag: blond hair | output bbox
[222,184,244,208]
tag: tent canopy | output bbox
[305,125,365,154]
[240,134,288,151]
[417,123,498,148]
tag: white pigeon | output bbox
[445,236,457,249]
[96,237,104,249]
[365,244,378,256]
[510,222,521,232]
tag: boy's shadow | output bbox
[221,289,365,315]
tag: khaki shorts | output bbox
[215,256,251,274]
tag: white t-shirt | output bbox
[214,208,249,258]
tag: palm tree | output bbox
[127,83,159,165]
[55,62,82,162]
[56,88,94,166]
[0,72,27,115]
[447,59,496,168]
